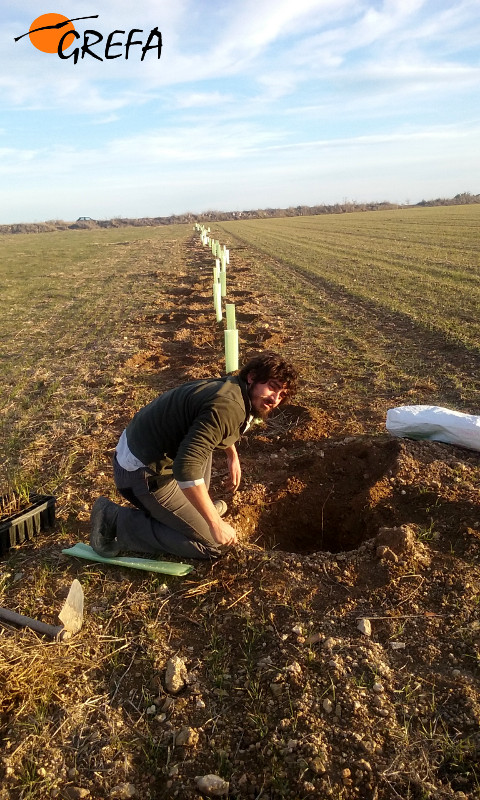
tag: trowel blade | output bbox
[58,579,84,635]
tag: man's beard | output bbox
[248,387,275,421]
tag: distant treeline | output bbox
[415,192,480,207]
[1,192,478,235]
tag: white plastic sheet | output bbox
[386,405,480,452]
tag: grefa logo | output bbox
[14,13,162,62]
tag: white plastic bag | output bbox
[386,405,480,452]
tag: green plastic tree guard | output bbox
[225,329,239,372]
[226,303,236,330]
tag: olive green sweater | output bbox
[125,376,252,483]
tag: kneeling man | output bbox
[90,351,298,560]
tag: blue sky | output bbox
[1,0,479,223]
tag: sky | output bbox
[1,0,479,224]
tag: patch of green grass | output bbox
[416,520,437,542]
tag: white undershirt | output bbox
[115,428,204,488]
[115,429,146,471]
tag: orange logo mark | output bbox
[28,13,76,53]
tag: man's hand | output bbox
[181,482,237,546]
[225,445,241,492]
[210,518,238,546]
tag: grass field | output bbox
[217,205,480,351]
[216,205,480,434]
[0,224,192,495]
[0,207,479,800]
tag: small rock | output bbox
[195,774,229,796]
[376,545,398,562]
[292,624,303,635]
[305,631,323,645]
[357,618,372,636]
[323,636,338,650]
[373,682,384,693]
[310,757,326,775]
[64,789,90,800]
[175,726,199,747]
[165,656,187,694]
[323,698,333,713]
[146,705,156,715]
[257,655,273,669]
[452,669,462,678]
[376,525,415,555]
[287,739,298,751]
[355,759,372,772]
[285,660,302,676]
[162,696,174,712]
[270,682,283,698]
[111,784,136,799]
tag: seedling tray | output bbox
[0,494,56,556]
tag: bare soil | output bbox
[0,233,479,800]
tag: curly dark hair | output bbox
[238,351,298,400]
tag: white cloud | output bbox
[0,1,479,222]
[174,91,234,108]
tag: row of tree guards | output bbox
[194,223,239,373]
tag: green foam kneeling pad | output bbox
[62,542,193,575]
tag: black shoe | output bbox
[90,497,121,558]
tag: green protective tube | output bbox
[220,270,226,298]
[213,278,219,307]
[224,328,239,373]
[214,282,222,321]
[221,253,226,272]
[226,303,236,330]
[62,543,193,575]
